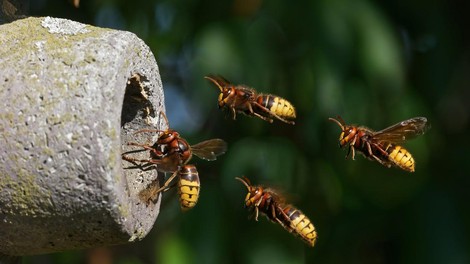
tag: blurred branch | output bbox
[0,0,28,23]
[71,0,79,8]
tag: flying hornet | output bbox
[123,112,227,210]
[328,116,430,172]
[205,75,296,125]
[236,177,317,247]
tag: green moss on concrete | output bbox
[0,169,52,216]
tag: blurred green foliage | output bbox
[26,0,470,263]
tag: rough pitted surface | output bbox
[0,17,165,255]
[41,16,90,35]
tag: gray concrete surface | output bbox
[0,17,165,255]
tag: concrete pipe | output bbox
[0,17,165,256]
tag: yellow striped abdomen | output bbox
[178,165,200,210]
[284,207,317,247]
[387,145,415,172]
[258,95,296,119]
